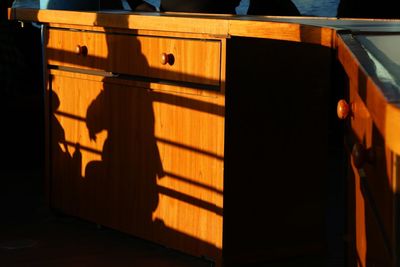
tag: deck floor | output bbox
[0,213,328,267]
[0,214,213,267]
[0,170,331,267]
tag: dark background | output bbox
[1,1,44,224]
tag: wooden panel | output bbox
[228,20,335,47]
[49,73,224,264]
[151,86,225,249]
[351,164,393,267]
[46,28,221,86]
[347,77,395,266]
[47,23,226,40]
[223,37,332,265]
[50,74,106,222]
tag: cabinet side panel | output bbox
[224,37,334,265]
[347,76,395,267]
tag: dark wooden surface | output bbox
[223,36,346,266]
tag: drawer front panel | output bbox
[46,28,221,86]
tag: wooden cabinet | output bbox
[11,8,400,267]
[42,16,336,267]
[46,27,226,265]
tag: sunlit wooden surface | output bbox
[47,28,222,86]
[10,8,337,46]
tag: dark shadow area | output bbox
[326,49,348,266]
[147,0,300,16]
[337,0,400,19]
[1,0,13,20]
[48,89,83,217]
[0,3,44,224]
[83,61,164,230]
[0,216,212,267]
[224,36,337,266]
[159,0,239,13]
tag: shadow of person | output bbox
[85,73,165,233]
[41,0,162,232]
[83,5,164,238]
[50,91,69,161]
[49,90,83,213]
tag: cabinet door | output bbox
[150,86,224,262]
[49,73,224,263]
[347,79,395,267]
[50,73,161,236]
[50,73,107,222]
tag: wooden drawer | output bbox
[46,28,221,86]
